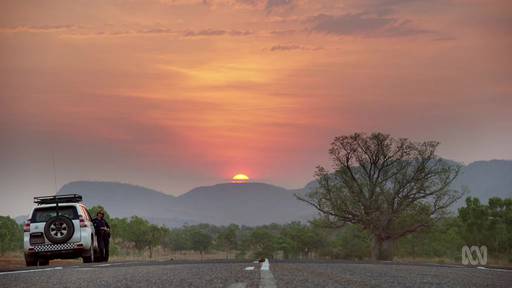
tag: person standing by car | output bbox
[92,210,110,262]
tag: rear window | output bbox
[31,206,79,223]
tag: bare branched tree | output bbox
[297,132,463,260]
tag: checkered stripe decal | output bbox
[33,242,78,252]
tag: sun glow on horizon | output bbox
[232,173,250,183]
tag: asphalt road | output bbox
[1,259,511,288]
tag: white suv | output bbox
[23,194,98,266]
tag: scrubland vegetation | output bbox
[1,197,510,265]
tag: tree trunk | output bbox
[371,237,394,261]
[149,246,153,259]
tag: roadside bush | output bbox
[329,225,370,260]
[0,216,23,255]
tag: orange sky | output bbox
[1,0,511,215]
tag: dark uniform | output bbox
[92,216,110,262]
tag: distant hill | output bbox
[58,181,177,219]
[55,160,511,227]
[175,182,313,226]
[451,160,512,206]
[57,181,315,227]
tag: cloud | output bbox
[0,25,79,33]
[309,13,430,37]
[265,0,295,13]
[231,0,295,13]
[0,24,253,39]
[182,29,252,37]
[343,0,424,16]
[226,30,253,36]
[138,27,175,34]
[183,29,226,37]
[235,0,261,6]
[269,44,322,52]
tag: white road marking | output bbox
[477,266,512,272]
[260,270,277,288]
[95,263,112,267]
[227,283,247,288]
[259,259,277,288]
[261,259,270,271]
[0,267,63,275]
[244,266,255,271]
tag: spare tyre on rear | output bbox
[44,215,75,244]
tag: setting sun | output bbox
[232,173,250,183]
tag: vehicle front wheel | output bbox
[25,254,38,266]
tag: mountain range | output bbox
[57,181,313,227]
[55,160,512,227]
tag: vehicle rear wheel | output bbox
[25,254,38,267]
[82,241,95,263]
[44,216,75,244]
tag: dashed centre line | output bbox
[261,259,270,271]
[259,259,277,288]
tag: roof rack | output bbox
[34,194,83,205]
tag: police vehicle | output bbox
[23,194,98,266]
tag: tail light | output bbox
[24,220,31,232]
[79,216,87,228]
